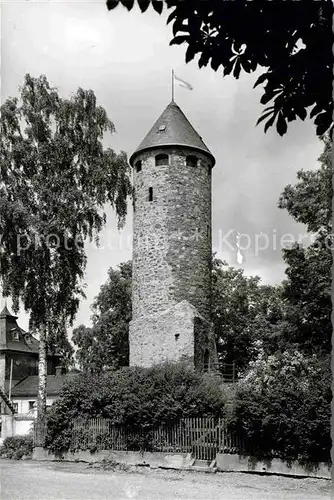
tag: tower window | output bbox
[148,187,153,201]
[203,349,210,373]
[155,154,169,166]
[186,155,198,168]
[135,160,142,172]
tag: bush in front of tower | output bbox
[45,362,230,455]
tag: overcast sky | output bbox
[1,1,323,331]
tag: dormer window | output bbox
[25,334,31,344]
[158,125,166,132]
[11,329,19,341]
[135,160,142,173]
[186,155,198,168]
[155,154,169,166]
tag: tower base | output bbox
[129,300,217,372]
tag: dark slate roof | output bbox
[5,335,40,354]
[129,101,215,166]
[11,374,76,397]
[0,305,60,355]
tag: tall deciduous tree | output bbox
[278,135,332,354]
[0,74,132,445]
[212,258,284,374]
[106,0,332,136]
[73,261,132,372]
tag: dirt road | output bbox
[0,459,331,500]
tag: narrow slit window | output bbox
[132,188,136,212]
[203,349,210,373]
[135,160,142,172]
[186,155,198,168]
[148,187,153,201]
[155,154,169,166]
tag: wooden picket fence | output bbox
[69,417,243,460]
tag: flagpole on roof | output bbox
[171,69,175,102]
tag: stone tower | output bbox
[128,101,218,371]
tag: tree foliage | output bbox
[106,0,333,136]
[212,258,284,374]
[0,74,132,442]
[279,135,332,234]
[72,261,132,371]
[233,350,331,464]
[278,135,332,354]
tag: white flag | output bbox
[174,74,193,91]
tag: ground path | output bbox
[0,459,331,500]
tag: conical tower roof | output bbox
[0,304,17,319]
[129,101,215,166]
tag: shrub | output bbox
[45,362,227,454]
[231,351,331,465]
[0,435,33,460]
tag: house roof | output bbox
[0,305,60,356]
[129,101,215,166]
[5,335,40,354]
[10,374,75,397]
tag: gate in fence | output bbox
[69,417,242,461]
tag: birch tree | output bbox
[0,74,132,446]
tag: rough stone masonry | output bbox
[128,101,218,371]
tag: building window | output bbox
[186,155,198,168]
[158,124,166,132]
[135,160,142,172]
[148,187,153,202]
[203,349,210,373]
[12,403,18,413]
[25,334,31,344]
[29,401,35,411]
[175,333,180,341]
[11,328,19,340]
[207,225,210,238]
[132,188,136,213]
[155,154,169,166]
